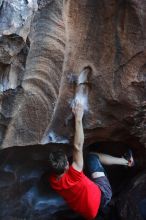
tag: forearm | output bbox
[72,102,84,171]
[72,118,84,171]
[74,118,84,151]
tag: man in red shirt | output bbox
[49,103,134,219]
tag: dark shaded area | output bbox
[0,86,24,145]
[0,142,146,220]
[139,199,146,219]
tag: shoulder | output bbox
[72,161,83,172]
[69,165,82,173]
[68,165,83,181]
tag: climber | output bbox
[48,102,134,220]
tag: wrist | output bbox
[75,118,82,123]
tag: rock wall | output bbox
[0,1,146,220]
[0,0,145,148]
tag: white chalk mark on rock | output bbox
[71,66,91,111]
[41,131,69,144]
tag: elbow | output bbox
[74,143,83,151]
[76,139,84,148]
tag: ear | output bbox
[65,161,69,171]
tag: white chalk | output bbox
[71,67,90,111]
[78,69,89,85]
[41,131,69,144]
[71,91,88,111]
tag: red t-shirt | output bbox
[49,166,101,220]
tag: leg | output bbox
[85,153,106,178]
[85,153,112,209]
[90,151,134,167]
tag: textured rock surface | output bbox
[0,0,38,40]
[113,171,146,220]
[0,1,146,219]
[1,0,65,147]
[0,0,145,148]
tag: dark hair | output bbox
[48,150,68,175]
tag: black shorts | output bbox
[85,153,112,210]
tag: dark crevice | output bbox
[114,51,143,74]
[0,140,145,219]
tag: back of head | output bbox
[48,149,68,175]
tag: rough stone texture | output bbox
[1,0,65,147]
[113,171,146,220]
[0,1,146,219]
[0,0,145,148]
[0,35,29,91]
[47,0,146,147]
[0,0,38,41]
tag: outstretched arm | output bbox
[72,103,84,172]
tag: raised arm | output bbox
[72,103,84,172]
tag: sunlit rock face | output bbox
[0,0,65,147]
[0,0,145,148]
[0,0,38,40]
